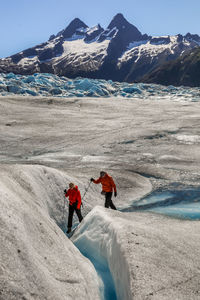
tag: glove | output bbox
[64,189,67,193]
[114,191,117,197]
[90,178,94,182]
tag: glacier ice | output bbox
[0,72,200,101]
[72,206,200,300]
[0,165,101,300]
[122,187,200,220]
[1,90,200,299]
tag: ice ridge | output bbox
[0,72,200,101]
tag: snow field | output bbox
[0,164,101,300]
[118,36,179,65]
[61,39,109,66]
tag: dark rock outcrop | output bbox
[84,24,104,42]
[62,18,88,39]
[140,47,200,87]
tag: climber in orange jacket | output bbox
[91,171,117,210]
[64,183,83,233]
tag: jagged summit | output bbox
[108,13,130,29]
[185,32,200,42]
[1,14,200,86]
[62,18,88,38]
[107,13,143,41]
[49,18,88,41]
[84,24,104,42]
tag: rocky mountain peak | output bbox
[62,18,88,39]
[84,24,104,42]
[107,13,143,42]
[108,13,129,30]
[1,14,200,87]
[184,32,200,42]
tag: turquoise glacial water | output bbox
[122,186,200,220]
[74,239,117,300]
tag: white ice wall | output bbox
[72,206,133,300]
[0,164,101,300]
[72,206,200,300]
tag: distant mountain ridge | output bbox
[139,47,200,87]
[0,13,200,85]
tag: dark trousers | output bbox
[105,192,116,210]
[68,203,83,228]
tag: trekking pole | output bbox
[81,181,92,207]
[62,192,67,232]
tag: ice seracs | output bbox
[1,72,200,100]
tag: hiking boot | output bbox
[67,228,71,234]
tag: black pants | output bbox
[105,192,116,210]
[68,203,83,228]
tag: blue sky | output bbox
[0,0,200,58]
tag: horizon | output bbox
[1,0,200,58]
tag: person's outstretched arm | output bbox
[91,177,101,184]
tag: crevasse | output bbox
[71,207,132,300]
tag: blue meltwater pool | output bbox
[122,186,200,220]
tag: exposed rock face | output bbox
[0,14,200,85]
[62,18,88,39]
[84,24,104,42]
[140,46,200,87]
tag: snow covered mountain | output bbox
[0,13,200,82]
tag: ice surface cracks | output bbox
[145,274,200,298]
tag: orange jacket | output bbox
[93,173,117,193]
[65,185,81,209]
